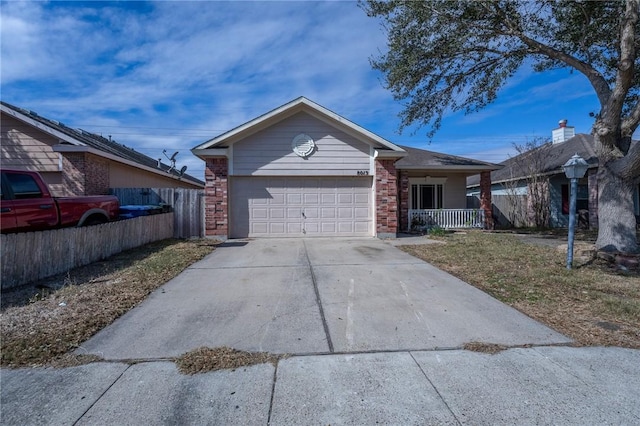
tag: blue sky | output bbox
[1,1,604,180]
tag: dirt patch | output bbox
[175,347,284,375]
[463,342,508,354]
[1,239,217,368]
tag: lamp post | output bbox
[562,154,589,270]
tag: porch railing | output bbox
[409,209,485,230]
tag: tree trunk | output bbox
[595,162,639,253]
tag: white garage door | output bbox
[230,177,373,238]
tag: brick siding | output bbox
[375,159,398,236]
[85,154,110,195]
[480,171,494,229]
[399,170,409,232]
[62,153,86,196]
[61,152,110,195]
[204,157,229,237]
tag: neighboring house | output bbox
[1,101,204,197]
[467,120,640,228]
[192,97,500,239]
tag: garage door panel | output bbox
[287,208,302,219]
[321,194,336,203]
[271,193,285,204]
[287,223,302,233]
[321,208,336,218]
[304,193,319,204]
[253,208,268,219]
[354,221,370,233]
[338,208,353,219]
[231,176,372,238]
[287,194,302,204]
[269,223,286,234]
[252,223,269,234]
[304,208,319,219]
[320,223,336,233]
[270,208,285,219]
[355,193,369,204]
[338,194,353,204]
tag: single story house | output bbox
[467,120,640,228]
[1,101,204,197]
[192,97,500,239]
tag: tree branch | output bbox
[516,33,612,106]
[612,138,640,179]
[483,1,613,106]
[622,101,640,136]
[604,0,639,126]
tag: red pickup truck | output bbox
[1,169,120,233]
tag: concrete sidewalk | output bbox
[2,347,639,425]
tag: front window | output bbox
[561,183,588,214]
[411,184,444,209]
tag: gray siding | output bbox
[232,112,371,176]
[443,174,468,209]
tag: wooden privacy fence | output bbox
[110,188,204,238]
[467,194,531,228]
[1,213,173,290]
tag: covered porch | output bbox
[394,145,501,232]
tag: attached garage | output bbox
[230,176,373,238]
[193,97,407,240]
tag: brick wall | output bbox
[375,159,398,237]
[61,152,110,195]
[204,157,229,238]
[62,153,86,196]
[85,154,110,195]
[480,171,494,229]
[399,170,409,232]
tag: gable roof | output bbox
[192,97,406,158]
[395,145,502,171]
[1,101,204,186]
[467,133,599,187]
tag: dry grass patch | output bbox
[401,231,640,348]
[1,239,217,368]
[463,342,509,354]
[175,347,283,375]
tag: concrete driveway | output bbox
[79,238,569,360]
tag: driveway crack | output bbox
[303,240,334,353]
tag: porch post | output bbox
[480,171,494,229]
[399,170,409,232]
[375,159,398,238]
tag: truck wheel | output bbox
[83,216,107,226]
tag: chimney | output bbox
[552,119,575,144]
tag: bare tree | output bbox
[513,139,553,228]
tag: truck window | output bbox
[5,173,43,199]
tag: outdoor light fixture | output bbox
[562,154,589,269]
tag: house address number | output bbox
[357,170,369,176]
